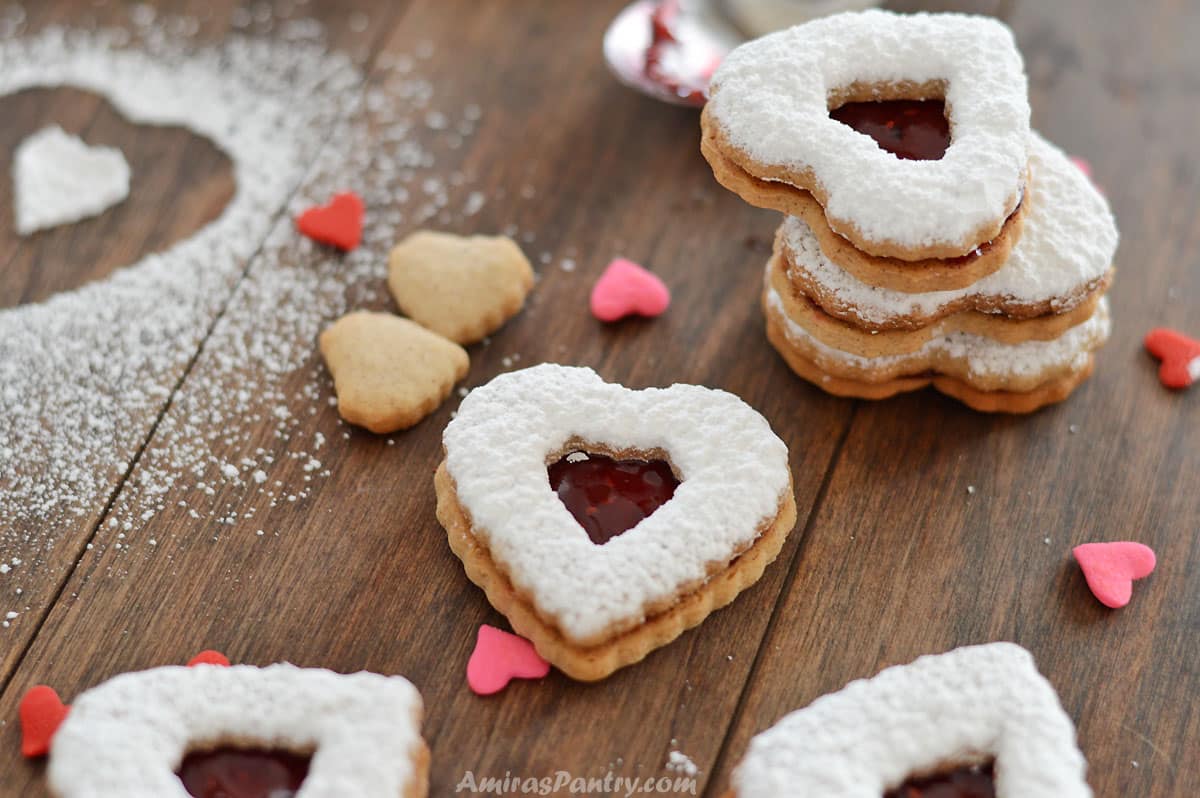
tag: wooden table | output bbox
[1,1,1196,795]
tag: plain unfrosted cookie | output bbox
[319,311,469,434]
[703,10,1030,259]
[436,364,796,680]
[46,663,428,798]
[728,643,1090,798]
[387,230,534,345]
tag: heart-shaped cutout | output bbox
[548,450,680,544]
[590,258,671,322]
[19,685,70,758]
[437,364,796,680]
[1145,328,1200,389]
[703,10,1030,258]
[296,191,364,252]
[178,748,311,798]
[387,230,535,344]
[187,650,231,667]
[14,125,130,235]
[1073,542,1156,608]
[466,624,550,696]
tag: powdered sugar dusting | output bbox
[0,12,487,614]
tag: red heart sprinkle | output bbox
[590,258,671,322]
[1073,542,1157,609]
[188,650,231,667]
[296,191,364,252]
[19,685,69,758]
[1145,328,1200,389]
[467,624,550,696]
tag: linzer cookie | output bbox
[778,134,1117,333]
[435,363,796,681]
[702,10,1030,262]
[39,661,429,798]
[726,643,1091,798]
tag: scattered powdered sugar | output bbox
[666,749,700,777]
[13,124,131,234]
[0,12,487,604]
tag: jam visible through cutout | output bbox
[177,747,311,798]
[548,451,680,545]
[830,99,951,161]
[884,762,996,798]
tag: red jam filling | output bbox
[548,451,680,545]
[884,762,996,798]
[177,748,311,798]
[830,99,951,161]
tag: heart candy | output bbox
[1145,328,1200,389]
[19,685,70,758]
[296,191,364,252]
[1073,541,1157,609]
[466,624,550,696]
[590,258,671,322]
[188,650,231,667]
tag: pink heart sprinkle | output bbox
[590,258,671,322]
[1073,542,1157,609]
[467,624,550,696]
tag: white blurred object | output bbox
[603,0,883,108]
[721,0,882,38]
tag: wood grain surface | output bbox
[1,1,1196,797]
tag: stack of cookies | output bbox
[701,10,1118,412]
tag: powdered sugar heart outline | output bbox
[0,27,360,532]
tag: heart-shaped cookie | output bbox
[729,644,1090,798]
[46,663,428,798]
[466,624,550,695]
[1145,328,1200,390]
[388,230,534,344]
[436,364,796,680]
[1073,542,1156,608]
[14,125,130,235]
[590,258,671,322]
[319,311,469,434]
[703,10,1030,259]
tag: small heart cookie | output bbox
[319,311,469,434]
[1145,328,1200,390]
[703,10,1030,260]
[590,258,671,322]
[1073,541,1156,608]
[388,231,535,344]
[297,191,365,252]
[19,685,70,758]
[436,364,796,680]
[466,624,550,696]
